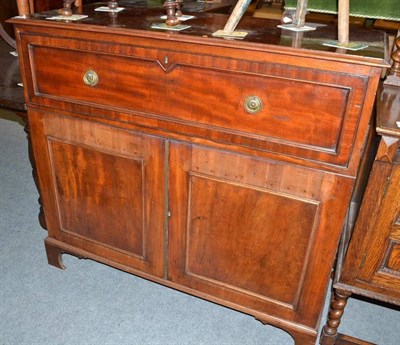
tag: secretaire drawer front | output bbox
[26,40,368,168]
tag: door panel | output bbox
[168,141,353,327]
[357,163,400,290]
[30,110,166,277]
[49,140,146,257]
[185,173,318,305]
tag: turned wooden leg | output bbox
[16,0,31,16]
[45,238,66,269]
[320,289,352,345]
[17,112,47,230]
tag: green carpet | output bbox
[285,0,400,21]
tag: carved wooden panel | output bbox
[385,240,400,272]
[376,136,400,163]
[355,162,400,292]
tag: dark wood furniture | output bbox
[320,34,400,345]
[10,4,388,344]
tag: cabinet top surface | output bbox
[10,2,388,67]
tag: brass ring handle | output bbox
[244,96,262,114]
[83,69,99,87]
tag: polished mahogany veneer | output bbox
[10,4,388,344]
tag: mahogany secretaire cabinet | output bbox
[10,4,388,344]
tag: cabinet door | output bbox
[30,110,166,277]
[168,142,353,328]
[355,161,400,292]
